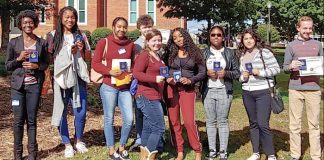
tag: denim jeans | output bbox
[135,95,165,152]
[203,87,232,153]
[242,89,275,155]
[134,100,143,144]
[11,83,41,160]
[59,78,87,144]
[100,83,133,147]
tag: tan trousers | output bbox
[289,89,322,160]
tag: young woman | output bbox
[163,27,206,160]
[48,6,91,158]
[5,10,49,160]
[200,26,240,160]
[133,29,166,160]
[238,28,280,160]
[92,17,135,160]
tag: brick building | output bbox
[8,0,185,38]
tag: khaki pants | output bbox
[289,89,322,160]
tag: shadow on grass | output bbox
[37,143,65,159]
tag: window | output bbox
[129,0,138,25]
[146,0,156,24]
[66,0,87,24]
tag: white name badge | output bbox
[12,100,19,106]
[118,48,126,54]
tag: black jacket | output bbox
[5,35,49,90]
[200,47,240,101]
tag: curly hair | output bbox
[16,10,39,30]
[237,28,272,57]
[163,27,204,65]
[136,14,154,29]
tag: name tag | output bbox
[118,48,126,54]
[12,100,19,106]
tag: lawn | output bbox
[0,49,323,160]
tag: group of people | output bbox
[5,5,322,160]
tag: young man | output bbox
[283,16,323,160]
[130,14,154,151]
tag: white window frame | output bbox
[128,0,139,26]
[146,0,156,26]
[65,0,87,25]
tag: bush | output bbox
[256,24,280,43]
[91,27,112,49]
[126,29,141,41]
[82,30,91,45]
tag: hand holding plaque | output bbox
[119,62,128,72]
[29,50,39,63]
[173,70,181,82]
[213,61,222,71]
[245,63,253,75]
[160,66,169,77]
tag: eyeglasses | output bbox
[210,33,223,37]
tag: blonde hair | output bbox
[296,16,313,27]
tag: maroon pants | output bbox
[167,86,202,153]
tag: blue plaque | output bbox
[29,50,39,63]
[160,66,169,77]
[120,62,128,72]
[173,70,181,82]
[299,59,307,70]
[74,34,83,43]
[245,63,253,74]
[213,61,221,71]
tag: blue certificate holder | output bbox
[299,59,307,70]
[160,66,169,77]
[173,70,181,82]
[213,61,221,71]
[74,34,83,43]
[245,63,253,75]
[29,50,39,63]
[120,62,128,72]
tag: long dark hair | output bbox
[237,28,272,57]
[53,6,81,55]
[163,27,204,65]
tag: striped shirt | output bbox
[239,48,280,91]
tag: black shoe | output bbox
[129,143,140,152]
[291,157,299,160]
[109,152,122,160]
[119,150,130,160]
[206,149,217,159]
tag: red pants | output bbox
[167,86,202,153]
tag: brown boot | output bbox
[140,146,148,160]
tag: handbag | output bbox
[260,50,284,114]
[90,38,108,83]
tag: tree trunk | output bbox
[1,15,10,51]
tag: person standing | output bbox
[48,6,91,158]
[200,26,240,160]
[133,29,166,160]
[6,10,49,160]
[238,28,280,160]
[283,16,323,160]
[92,17,135,160]
[130,14,154,151]
[163,27,206,160]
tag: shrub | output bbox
[91,27,112,49]
[126,29,141,41]
[82,30,92,46]
[256,24,280,43]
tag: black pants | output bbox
[242,89,275,155]
[11,83,41,160]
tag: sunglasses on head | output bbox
[210,33,223,37]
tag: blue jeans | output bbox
[203,87,232,153]
[134,101,143,144]
[135,95,165,152]
[100,83,133,147]
[59,79,87,144]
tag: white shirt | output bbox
[206,47,226,88]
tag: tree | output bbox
[256,24,280,43]
[158,0,257,35]
[0,0,51,50]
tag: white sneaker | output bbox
[247,153,260,160]
[268,155,277,160]
[64,145,75,158]
[75,142,89,153]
